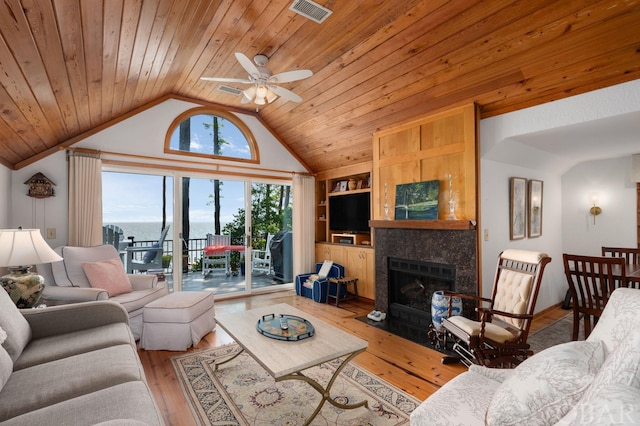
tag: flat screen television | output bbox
[329,192,370,233]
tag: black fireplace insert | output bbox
[388,257,456,329]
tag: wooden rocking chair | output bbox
[442,249,551,368]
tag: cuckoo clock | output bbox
[24,173,56,198]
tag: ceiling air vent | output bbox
[217,85,242,95]
[289,0,333,24]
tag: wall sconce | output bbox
[589,192,602,224]
[531,196,540,213]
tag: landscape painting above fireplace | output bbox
[394,180,440,220]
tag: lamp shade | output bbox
[0,228,62,267]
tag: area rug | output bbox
[171,343,419,426]
[528,312,583,354]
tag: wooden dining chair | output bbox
[601,246,640,265]
[562,254,626,340]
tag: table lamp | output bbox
[0,228,63,308]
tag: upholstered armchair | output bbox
[295,261,345,303]
[37,244,169,339]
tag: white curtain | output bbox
[292,174,315,276]
[68,152,103,246]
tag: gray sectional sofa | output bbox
[0,287,164,425]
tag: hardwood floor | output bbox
[137,289,569,426]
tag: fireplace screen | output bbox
[388,258,456,326]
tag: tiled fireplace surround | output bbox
[373,227,478,314]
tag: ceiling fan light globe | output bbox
[256,85,268,98]
[255,96,266,105]
[242,86,256,101]
[266,90,278,103]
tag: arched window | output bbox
[164,107,259,163]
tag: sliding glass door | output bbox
[249,182,293,290]
[173,175,247,296]
[103,170,294,297]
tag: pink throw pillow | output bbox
[82,258,132,297]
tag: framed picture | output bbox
[356,179,363,189]
[339,181,348,192]
[528,179,543,238]
[394,180,440,220]
[509,177,527,240]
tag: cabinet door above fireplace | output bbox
[372,103,478,224]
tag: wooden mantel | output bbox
[369,219,476,230]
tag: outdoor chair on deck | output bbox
[202,234,231,277]
[126,226,170,274]
[563,253,626,340]
[442,249,551,368]
[102,224,125,253]
[252,233,273,275]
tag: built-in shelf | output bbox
[328,188,370,197]
[369,219,476,230]
[316,166,372,244]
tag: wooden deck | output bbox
[164,270,290,296]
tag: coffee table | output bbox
[215,303,369,425]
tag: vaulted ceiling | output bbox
[1,0,639,172]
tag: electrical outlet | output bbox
[483,228,489,241]
[46,228,56,239]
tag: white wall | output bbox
[0,164,11,228]
[76,98,308,175]
[562,156,637,255]
[480,159,565,313]
[480,79,640,312]
[10,152,68,247]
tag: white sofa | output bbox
[410,287,640,426]
[37,245,169,340]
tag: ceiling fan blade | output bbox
[267,85,303,103]
[269,69,313,83]
[200,77,252,84]
[235,52,260,77]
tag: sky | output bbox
[102,173,245,224]
[168,114,252,159]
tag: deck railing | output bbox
[126,238,206,272]
[127,236,250,272]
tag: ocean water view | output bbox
[106,222,217,242]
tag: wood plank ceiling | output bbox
[0,0,638,172]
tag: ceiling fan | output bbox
[201,52,313,105]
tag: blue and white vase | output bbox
[431,290,462,331]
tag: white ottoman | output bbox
[141,291,216,351]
